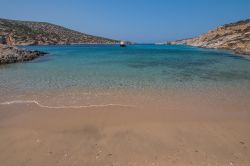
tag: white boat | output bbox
[120,41,126,47]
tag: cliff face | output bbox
[0,18,118,45]
[169,19,250,55]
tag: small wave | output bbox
[0,100,134,109]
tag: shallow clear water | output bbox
[1,44,250,93]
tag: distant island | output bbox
[0,18,118,46]
[167,19,250,55]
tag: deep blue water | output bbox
[1,44,250,92]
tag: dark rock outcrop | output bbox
[0,45,47,65]
[168,19,250,55]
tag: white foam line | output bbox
[0,100,134,109]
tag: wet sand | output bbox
[0,88,250,166]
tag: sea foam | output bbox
[0,100,134,109]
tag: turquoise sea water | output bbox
[1,44,250,93]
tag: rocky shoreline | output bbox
[0,45,47,65]
[234,48,250,56]
[167,19,250,56]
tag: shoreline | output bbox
[1,43,248,66]
[1,86,249,111]
[0,45,47,65]
[196,45,250,56]
[24,43,250,57]
[18,43,121,46]
[1,43,250,165]
[164,43,250,56]
[166,19,250,57]
[0,87,250,166]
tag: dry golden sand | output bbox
[0,88,250,166]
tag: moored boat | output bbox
[120,41,126,47]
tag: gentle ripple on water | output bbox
[0,44,250,94]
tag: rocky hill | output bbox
[0,18,118,45]
[168,19,250,55]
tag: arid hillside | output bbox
[168,19,250,55]
[0,18,118,45]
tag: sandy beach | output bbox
[1,1,250,165]
[0,88,249,166]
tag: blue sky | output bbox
[1,0,250,43]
